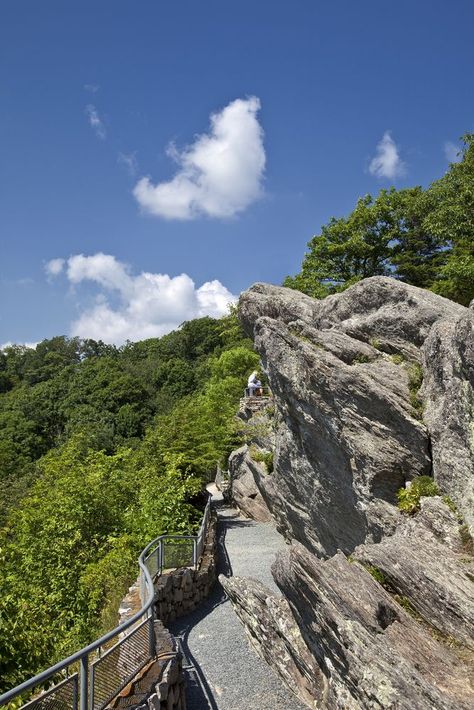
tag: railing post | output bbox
[156,542,161,577]
[148,605,156,659]
[193,538,198,569]
[80,654,89,710]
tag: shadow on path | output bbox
[169,501,234,710]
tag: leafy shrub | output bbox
[249,447,274,473]
[397,475,440,514]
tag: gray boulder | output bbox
[353,497,474,649]
[238,277,474,555]
[421,313,474,532]
[228,446,273,523]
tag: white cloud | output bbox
[85,104,106,140]
[133,96,265,220]
[84,83,100,93]
[45,258,65,277]
[368,131,406,179]
[67,253,131,292]
[1,341,38,351]
[118,151,138,176]
[444,141,462,163]
[47,253,236,345]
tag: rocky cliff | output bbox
[224,277,474,709]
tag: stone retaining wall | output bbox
[111,648,186,710]
[114,511,217,710]
[154,513,217,624]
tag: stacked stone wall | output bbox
[154,514,217,624]
[112,650,186,710]
[114,510,217,710]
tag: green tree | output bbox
[424,133,474,305]
[285,134,473,305]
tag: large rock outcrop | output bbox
[221,277,474,708]
[353,496,474,650]
[421,314,474,531]
[238,277,474,552]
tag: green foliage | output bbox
[369,338,382,350]
[407,362,424,416]
[351,353,371,364]
[442,496,457,514]
[249,447,274,473]
[365,564,387,586]
[285,134,474,305]
[397,476,440,514]
[394,595,421,620]
[423,134,474,305]
[0,313,257,689]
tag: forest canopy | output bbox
[0,311,258,691]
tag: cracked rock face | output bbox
[353,497,474,650]
[238,276,474,554]
[272,543,474,710]
[224,277,474,708]
[421,314,474,531]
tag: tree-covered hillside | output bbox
[285,134,474,305]
[0,311,259,691]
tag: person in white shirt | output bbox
[247,370,262,396]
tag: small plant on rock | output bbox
[459,524,474,555]
[397,475,440,514]
[352,353,371,364]
[366,565,387,586]
[369,338,382,350]
[249,446,274,473]
[443,496,457,514]
[407,362,424,416]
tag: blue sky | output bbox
[1,0,473,345]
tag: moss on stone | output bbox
[459,524,474,555]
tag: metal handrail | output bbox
[0,493,212,710]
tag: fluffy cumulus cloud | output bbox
[47,253,236,345]
[369,131,406,179]
[85,104,106,139]
[133,96,265,220]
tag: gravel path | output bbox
[169,488,306,710]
